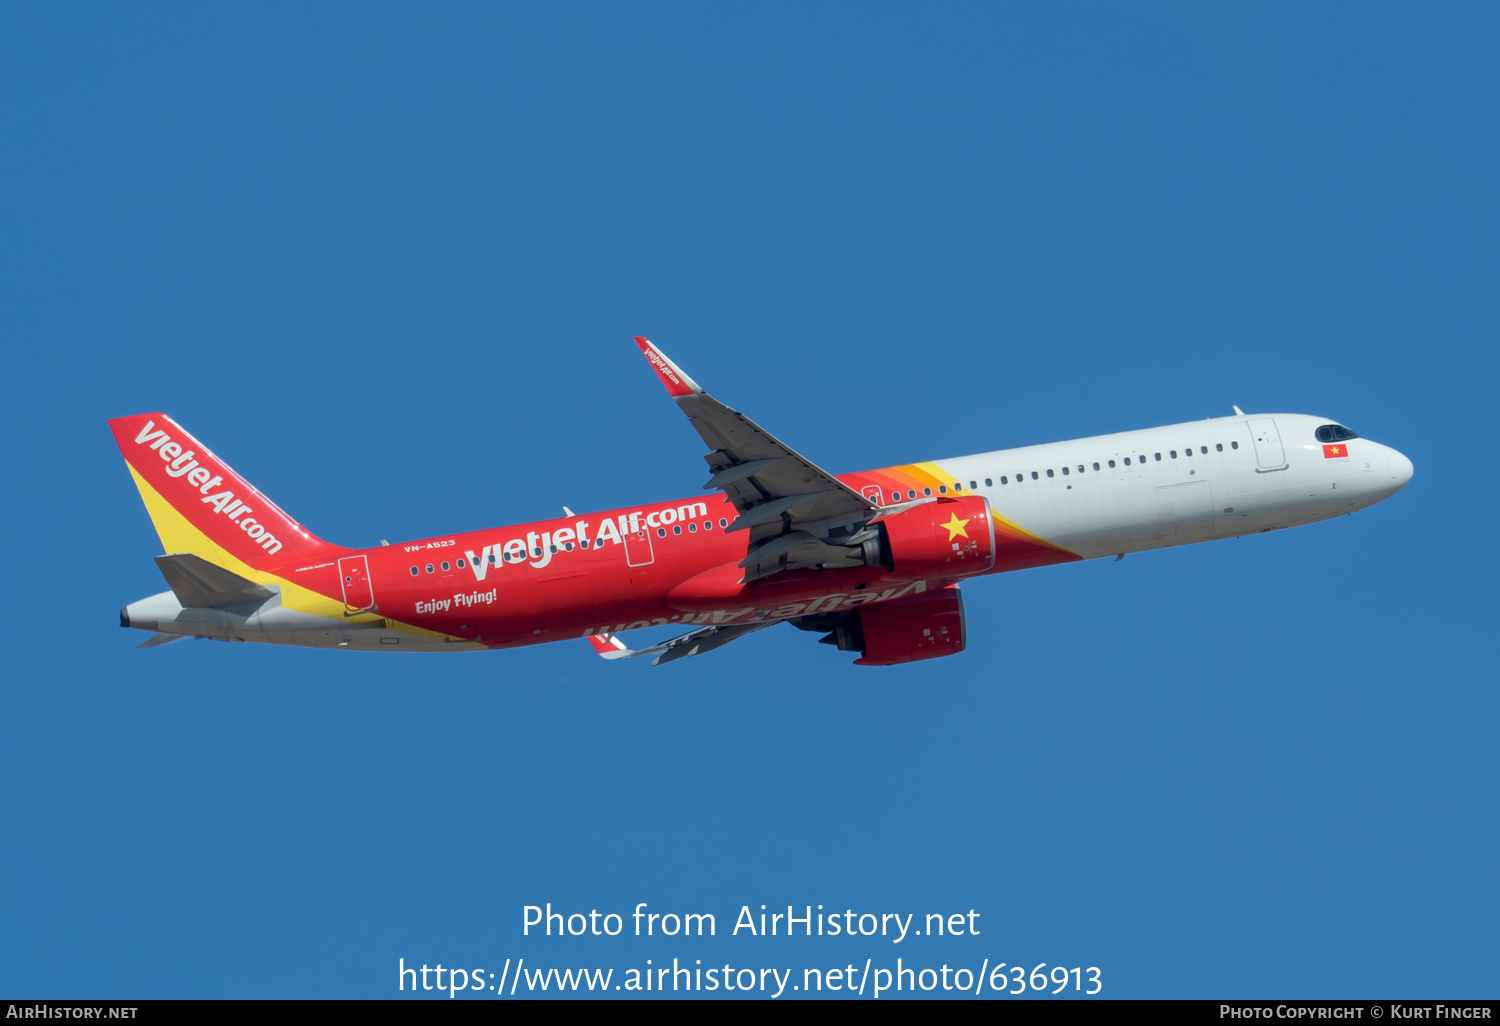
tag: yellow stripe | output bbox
[910,460,1077,554]
[126,466,474,646]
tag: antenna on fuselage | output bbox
[1232,405,1245,416]
[563,507,575,517]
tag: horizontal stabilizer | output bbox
[154,553,275,609]
[136,632,188,649]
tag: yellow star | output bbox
[942,513,969,541]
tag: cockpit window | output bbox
[1315,424,1360,443]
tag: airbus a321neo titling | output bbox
[114,338,1413,666]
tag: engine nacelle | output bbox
[876,496,993,579]
[851,584,966,666]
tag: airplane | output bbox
[114,337,1413,666]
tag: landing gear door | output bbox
[338,554,375,612]
[1247,418,1287,470]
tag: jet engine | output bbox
[874,496,993,578]
[810,584,967,665]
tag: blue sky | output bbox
[1,3,1495,999]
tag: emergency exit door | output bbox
[338,554,375,612]
[624,524,655,567]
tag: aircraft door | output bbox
[861,484,884,505]
[1247,418,1287,470]
[338,554,375,612]
[624,523,655,567]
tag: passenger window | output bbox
[688,522,697,533]
[704,520,713,530]
[1232,441,1239,449]
[657,528,666,538]
[1154,453,1162,461]
[425,564,434,574]
[984,478,993,487]
[1078,465,1085,473]
[1108,460,1116,468]
[953,483,961,491]
[1046,469,1054,478]
[441,561,450,571]
[907,489,916,499]
[923,487,932,496]
[457,558,466,568]
[488,553,497,564]
[1061,467,1069,475]
[719,518,729,527]
[1000,476,1007,484]
[1123,458,1130,466]
[1031,472,1039,480]
[1200,446,1207,454]
[1216,443,1223,452]
[409,566,418,576]
[1170,451,1177,459]
[1092,462,1100,471]
[969,481,978,490]
[938,485,947,494]
[891,491,901,502]
[673,525,681,535]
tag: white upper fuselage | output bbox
[936,412,1412,561]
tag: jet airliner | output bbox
[115,338,1412,665]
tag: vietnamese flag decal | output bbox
[1323,443,1350,459]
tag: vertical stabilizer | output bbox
[109,413,339,572]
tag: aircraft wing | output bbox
[136,631,189,649]
[634,337,881,582]
[585,621,775,666]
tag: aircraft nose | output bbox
[1389,448,1414,492]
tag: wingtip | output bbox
[634,336,702,398]
[586,632,633,660]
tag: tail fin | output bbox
[110,413,338,572]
